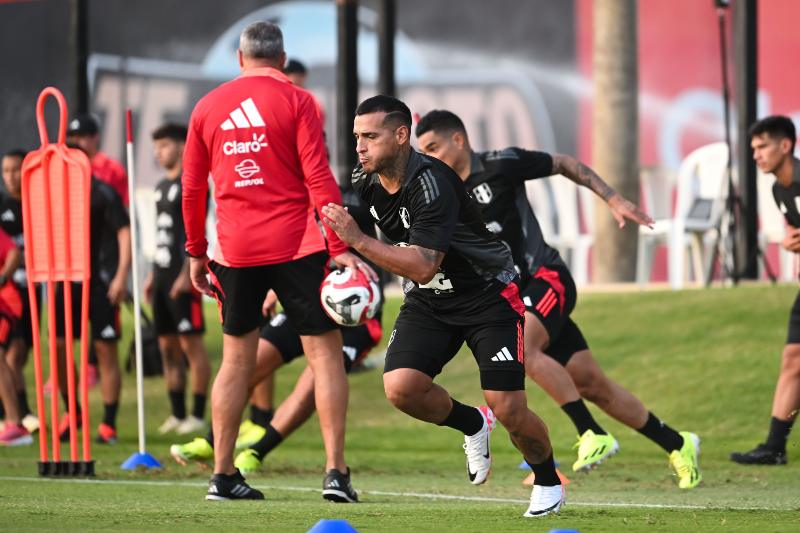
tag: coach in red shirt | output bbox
[182,21,372,502]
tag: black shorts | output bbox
[14,286,38,346]
[521,264,588,365]
[787,290,800,344]
[55,281,121,341]
[384,284,526,391]
[260,312,382,372]
[209,251,336,337]
[152,274,205,336]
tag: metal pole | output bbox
[336,0,359,188]
[377,0,396,97]
[735,0,758,278]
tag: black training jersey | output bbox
[352,150,516,321]
[0,192,26,288]
[153,177,187,281]
[772,158,800,228]
[91,178,129,284]
[466,148,566,282]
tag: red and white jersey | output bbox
[182,67,347,267]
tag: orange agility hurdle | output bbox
[21,87,93,476]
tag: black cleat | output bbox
[205,469,265,501]
[322,468,358,503]
[730,444,787,465]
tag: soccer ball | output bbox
[320,267,381,326]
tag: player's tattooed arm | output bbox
[551,153,653,228]
[322,203,444,283]
[551,153,615,201]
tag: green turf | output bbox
[2,284,800,531]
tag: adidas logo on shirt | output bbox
[220,98,265,131]
[491,346,514,362]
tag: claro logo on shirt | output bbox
[223,133,268,155]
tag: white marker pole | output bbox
[121,109,161,469]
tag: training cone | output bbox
[121,451,162,470]
[307,519,358,533]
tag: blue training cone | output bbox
[307,519,358,533]
[121,451,162,470]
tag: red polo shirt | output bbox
[182,66,347,267]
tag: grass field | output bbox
[2,284,800,531]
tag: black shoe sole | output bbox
[322,489,358,503]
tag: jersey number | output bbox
[419,272,454,291]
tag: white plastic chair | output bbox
[524,177,593,285]
[637,142,730,288]
[636,166,676,285]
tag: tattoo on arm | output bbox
[417,247,444,265]
[553,154,615,201]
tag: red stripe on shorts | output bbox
[500,282,526,317]
[533,267,566,313]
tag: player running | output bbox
[322,95,564,517]
[415,109,701,489]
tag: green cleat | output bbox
[572,430,619,472]
[669,431,702,489]
[170,437,213,466]
[236,420,267,449]
[234,448,263,475]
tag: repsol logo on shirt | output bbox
[234,177,264,188]
[223,133,268,155]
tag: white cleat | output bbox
[463,405,496,485]
[523,484,565,517]
[176,415,208,435]
[158,415,184,435]
[21,414,40,434]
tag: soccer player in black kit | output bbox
[322,95,565,517]
[143,123,211,437]
[416,110,701,489]
[731,115,800,465]
[0,149,38,434]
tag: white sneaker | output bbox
[22,414,40,434]
[463,405,496,485]
[158,415,184,435]
[523,484,565,517]
[176,415,208,435]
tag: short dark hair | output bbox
[152,123,188,142]
[415,109,467,138]
[749,115,796,152]
[284,58,307,75]
[2,149,27,160]
[355,95,412,130]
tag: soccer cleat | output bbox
[170,437,214,465]
[158,415,184,435]
[463,405,496,485]
[235,420,266,449]
[206,469,264,501]
[322,468,358,503]
[0,423,33,446]
[730,443,788,465]
[176,415,208,435]
[21,414,39,434]
[523,484,565,517]
[572,430,620,472]
[669,431,702,489]
[96,423,117,445]
[234,448,263,475]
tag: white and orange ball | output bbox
[320,267,381,326]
